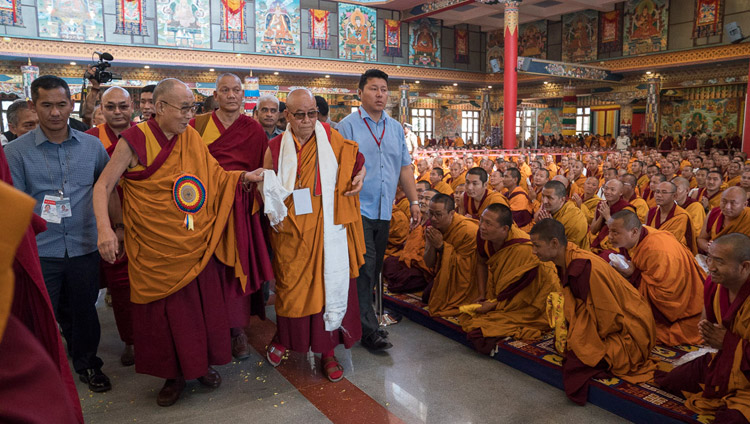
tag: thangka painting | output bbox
[409,18,441,67]
[562,10,597,63]
[538,109,562,136]
[435,108,460,139]
[518,20,547,59]
[455,28,469,64]
[0,0,22,26]
[693,0,723,38]
[37,0,104,41]
[383,19,401,57]
[623,0,669,56]
[486,29,503,73]
[660,99,738,137]
[256,0,300,55]
[115,0,148,36]
[308,9,329,49]
[219,0,246,43]
[339,3,376,61]
[599,10,621,53]
[157,0,209,48]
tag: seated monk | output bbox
[382,189,438,293]
[647,181,697,254]
[531,169,551,214]
[535,181,590,249]
[589,179,636,255]
[395,184,416,219]
[416,158,430,182]
[385,203,409,256]
[655,233,750,423]
[463,204,561,354]
[608,210,704,346]
[463,167,508,219]
[529,219,656,406]
[698,187,750,254]
[644,173,665,209]
[568,160,587,197]
[674,176,706,237]
[701,170,725,212]
[621,174,649,223]
[453,183,465,214]
[430,167,453,195]
[502,168,533,231]
[422,194,479,317]
[448,160,466,191]
[572,177,601,225]
[726,161,742,187]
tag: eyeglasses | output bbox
[290,110,318,121]
[160,101,198,115]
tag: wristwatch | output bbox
[410,200,419,205]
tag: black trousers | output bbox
[40,251,104,374]
[356,217,391,338]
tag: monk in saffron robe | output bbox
[572,176,601,224]
[502,168,533,231]
[395,184,414,219]
[93,79,266,406]
[726,161,742,187]
[698,187,750,254]
[383,189,437,294]
[0,181,80,424]
[655,234,750,423]
[261,89,366,383]
[430,167,453,195]
[448,160,467,191]
[416,159,430,182]
[621,173,649,223]
[590,179,636,255]
[462,167,508,218]
[386,204,409,256]
[189,74,274,360]
[423,194,479,317]
[535,181,590,249]
[647,181,697,254]
[530,219,656,406]
[568,160,587,197]
[85,86,137,366]
[674,176,706,236]
[463,204,561,354]
[608,210,704,346]
[0,150,82,422]
[701,170,725,212]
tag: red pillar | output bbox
[743,60,750,153]
[503,0,520,150]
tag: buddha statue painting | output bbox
[342,9,373,61]
[630,0,661,40]
[170,0,198,29]
[673,119,682,133]
[565,15,593,61]
[412,21,439,66]
[262,1,295,54]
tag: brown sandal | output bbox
[321,356,344,382]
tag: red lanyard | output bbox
[359,109,386,147]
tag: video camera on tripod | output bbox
[83,51,121,84]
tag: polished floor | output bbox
[76,294,628,424]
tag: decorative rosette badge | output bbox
[173,174,206,231]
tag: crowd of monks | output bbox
[389,145,750,419]
[2,68,750,423]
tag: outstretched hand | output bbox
[344,167,366,196]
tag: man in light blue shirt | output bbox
[338,69,420,351]
[5,75,113,392]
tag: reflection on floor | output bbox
[76,295,627,423]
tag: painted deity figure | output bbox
[263,2,294,47]
[343,10,372,60]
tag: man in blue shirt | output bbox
[5,75,113,392]
[338,69,420,351]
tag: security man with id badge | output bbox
[5,76,114,392]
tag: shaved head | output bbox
[713,233,750,264]
[153,78,190,104]
[672,176,690,192]
[610,209,642,231]
[552,175,570,188]
[286,88,315,109]
[721,186,748,219]
[101,86,130,102]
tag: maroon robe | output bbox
[590,198,636,252]
[190,112,274,328]
[0,146,83,422]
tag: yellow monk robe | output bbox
[559,243,656,403]
[681,198,706,236]
[580,195,602,225]
[519,162,532,179]
[706,189,724,211]
[454,136,465,148]
[547,162,558,178]
[553,200,590,250]
[463,190,509,220]
[706,206,750,241]
[504,186,534,232]
[657,277,750,421]
[646,204,697,254]
[571,174,587,190]
[396,225,432,275]
[386,205,409,257]
[727,175,741,187]
[462,226,561,340]
[395,195,411,220]
[433,180,454,195]
[449,170,467,191]
[120,121,246,304]
[427,214,479,317]
[628,194,649,223]
[417,171,430,183]
[622,228,703,345]
[636,174,650,194]
[268,130,365,319]
[590,199,637,253]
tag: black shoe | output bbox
[377,328,389,338]
[361,331,393,351]
[79,368,112,393]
